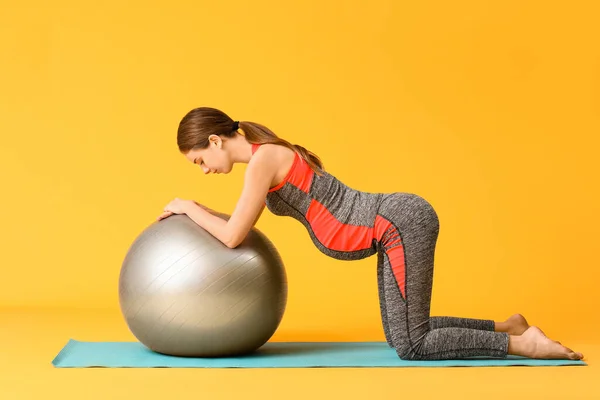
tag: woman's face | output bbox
[185,135,233,175]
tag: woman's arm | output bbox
[184,148,275,248]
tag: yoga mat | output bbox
[52,339,587,368]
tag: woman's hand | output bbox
[157,197,194,221]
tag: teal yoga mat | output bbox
[52,340,587,368]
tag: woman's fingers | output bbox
[157,211,174,221]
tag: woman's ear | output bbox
[208,134,222,148]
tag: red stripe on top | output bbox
[251,143,313,193]
[285,155,313,193]
[306,199,373,252]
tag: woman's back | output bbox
[253,143,384,261]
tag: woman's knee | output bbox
[393,339,423,360]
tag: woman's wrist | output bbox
[184,200,198,215]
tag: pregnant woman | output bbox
[158,107,583,361]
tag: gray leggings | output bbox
[376,193,509,360]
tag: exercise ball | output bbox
[118,213,287,357]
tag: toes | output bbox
[563,346,584,360]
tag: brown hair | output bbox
[177,107,324,174]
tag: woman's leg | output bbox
[430,314,531,335]
[376,193,509,360]
[377,260,510,347]
[376,255,395,347]
[429,316,494,331]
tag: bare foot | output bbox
[504,313,530,335]
[514,326,584,360]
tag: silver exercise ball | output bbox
[118,213,287,357]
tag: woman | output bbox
[158,107,583,361]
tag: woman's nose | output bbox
[202,166,210,174]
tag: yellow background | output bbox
[0,0,600,399]
[2,0,599,338]
[1,1,599,398]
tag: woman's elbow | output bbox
[225,226,251,249]
[225,239,240,249]
[225,234,244,249]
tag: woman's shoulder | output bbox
[254,143,296,158]
[253,143,297,170]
